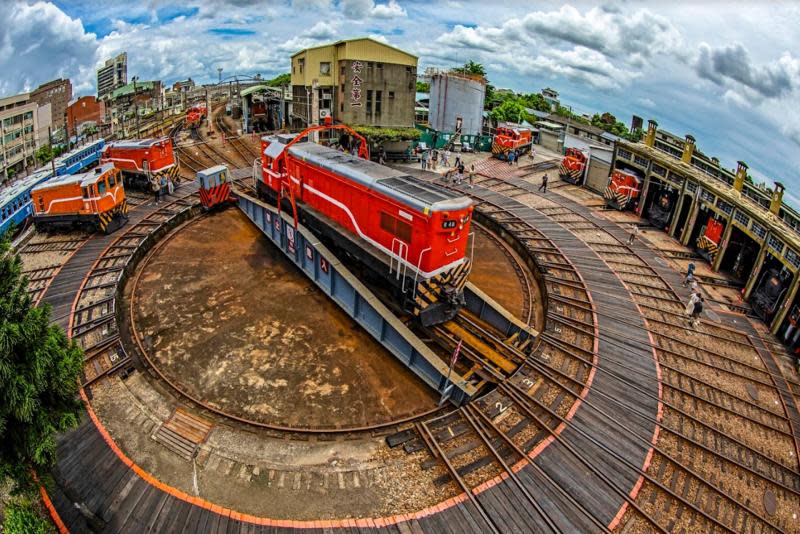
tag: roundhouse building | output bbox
[611,119,800,339]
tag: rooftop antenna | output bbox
[217,67,223,85]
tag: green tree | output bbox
[452,60,487,78]
[520,93,551,113]
[4,496,53,534]
[351,125,421,144]
[625,127,644,143]
[0,232,84,492]
[267,73,291,87]
[489,99,529,124]
[416,80,430,93]
[35,146,53,165]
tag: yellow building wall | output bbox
[291,39,417,88]
[337,39,417,67]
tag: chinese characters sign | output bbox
[351,61,363,107]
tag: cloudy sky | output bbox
[3,1,798,204]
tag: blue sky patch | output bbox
[208,28,258,37]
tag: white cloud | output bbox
[426,5,683,90]
[695,42,799,100]
[637,97,656,109]
[339,0,406,20]
[305,21,338,40]
[1,1,98,94]
[371,0,406,19]
[291,0,332,9]
[278,21,340,54]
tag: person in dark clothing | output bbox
[538,173,549,192]
[690,296,704,327]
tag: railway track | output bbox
[457,171,800,531]
[70,186,200,389]
[212,104,260,166]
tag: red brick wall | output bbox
[67,96,105,135]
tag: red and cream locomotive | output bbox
[258,121,474,326]
[185,104,207,129]
[604,169,642,211]
[101,137,179,190]
[559,148,587,185]
[31,164,128,234]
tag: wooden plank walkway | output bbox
[46,177,662,532]
[522,178,800,473]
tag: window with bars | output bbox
[687,181,698,193]
[734,210,750,227]
[751,222,767,239]
[768,235,784,254]
[652,164,666,177]
[700,188,715,204]
[617,148,632,160]
[716,198,733,215]
[785,249,800,269]
[634,155,649,167]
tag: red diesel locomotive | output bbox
[259,122,474,326]
[559,148,587,185]
[101,138,179,189]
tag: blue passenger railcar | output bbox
[56,138,106,175]
[0,169,54,236]
[0,138,106,236]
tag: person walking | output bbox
[538,173,549,192]
[628,224,639,245]
[685,290,700,316]
[690,296,704,327]
[508,150,515,166]
[530,148,536,162]
[432,149,439,171]
[378,147,386,165]
[514,150,520,165]
[160,175,168,199]
[421,150,429,170]
[456,161,465,184]
[442,148,450,167]
[151,176,161,204]
[454,154,461,169]
[468,163,475,188]
[683,263,696,286]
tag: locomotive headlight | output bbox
[442,220,457,229]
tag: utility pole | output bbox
[48,126,56,176]
[133,76,140,137]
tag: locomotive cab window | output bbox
[380,212,412,243]
[82,186,91,198]
[108,173,116,187]
[98,179,107,195]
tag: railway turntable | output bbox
[40,112,800,533]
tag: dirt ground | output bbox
[131,208,438,430]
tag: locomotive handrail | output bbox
[270,119,369,229]
[390,238,408,279]
[411,247,432,297]
[270,120,370,175]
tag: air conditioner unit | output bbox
[319,109,331,119]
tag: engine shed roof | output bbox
[288,142,471,213]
